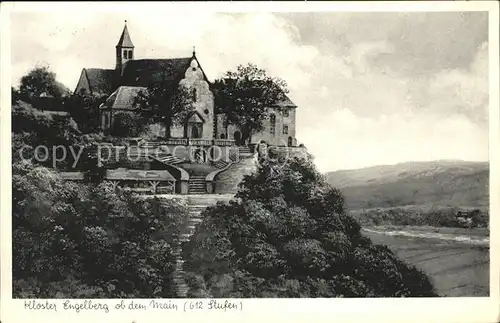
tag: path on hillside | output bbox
[155,192,489,297]
[363,229,489,296]
[155,194,235,297]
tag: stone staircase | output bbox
[188,175,206,194]
[155,154,184,165]
[170,194,234,297]
[238,146,252,155]
[119,141,184,166]
[212,148,239,169]
[141,141,160,149]
[213,160,229,169]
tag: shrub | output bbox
[110,111,149,137]
[12,161,188,298]
[351,206,489,228]
[182,155,438,297]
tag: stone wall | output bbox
[179,59,214,140]
[215,106,297,146]
[214,154,258,194]
[251,107,297,146]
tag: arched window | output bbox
[220,134,226,139]
[192,88,197,102]
[103,113,109,129]
[270,114,276,135]
[128,50,133,59]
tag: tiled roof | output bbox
[85,68,115,95]
[187,111,205,123]
[121,58,192,87]
[103,86,146,110]
[276,95,296,108]
[60,172,84,180]
[116,24,134,48]
[105,169,175,181]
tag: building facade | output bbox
[74,22,298,147]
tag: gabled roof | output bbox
[187,111,205,123]
[83,68,115,95]
[116,24,134,48]
[102,86,146,110]
[105,169,175,181]
[120,58,192,87]
[276,95,296,108]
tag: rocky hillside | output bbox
[325,160,489,210]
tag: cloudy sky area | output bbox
[10,11,489,172]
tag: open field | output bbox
[364,228,489,297]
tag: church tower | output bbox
[115,21,134,75]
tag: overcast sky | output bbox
[10,11,489,172]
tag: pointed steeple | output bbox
[115,20,135,75]
[116,20,134,48]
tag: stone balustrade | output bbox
[213,139,235,146]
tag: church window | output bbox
[283,109,289,117]
[192,88,197,102]
[128,50,133,59]
[283,125,289,135]
[103,113,109,129]
[123,50,127,59]
[270,114,276,135]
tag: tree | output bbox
[182,154,437,297]
[18,65,70,101]
[11,100,81,169]
[12,86,20,105]
[110,111,149,137]
[66,91,108,133]
[12,161,189,298]
[134,72,196,138]
[212,63,289,144]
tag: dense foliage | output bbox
[109,111,149,137]
[182,155,438,297]
[18,65,70,101]
[66,92,108,133]
[134,79,196,138]
[12,100,81,169]
[350,206,488,229]
[12,161,188,298]
[212,63,289,144]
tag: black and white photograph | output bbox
[1,1,499,322]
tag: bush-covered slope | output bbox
[182,155,437,297]
[12,161,188,298]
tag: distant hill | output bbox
[325,160,489,210]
